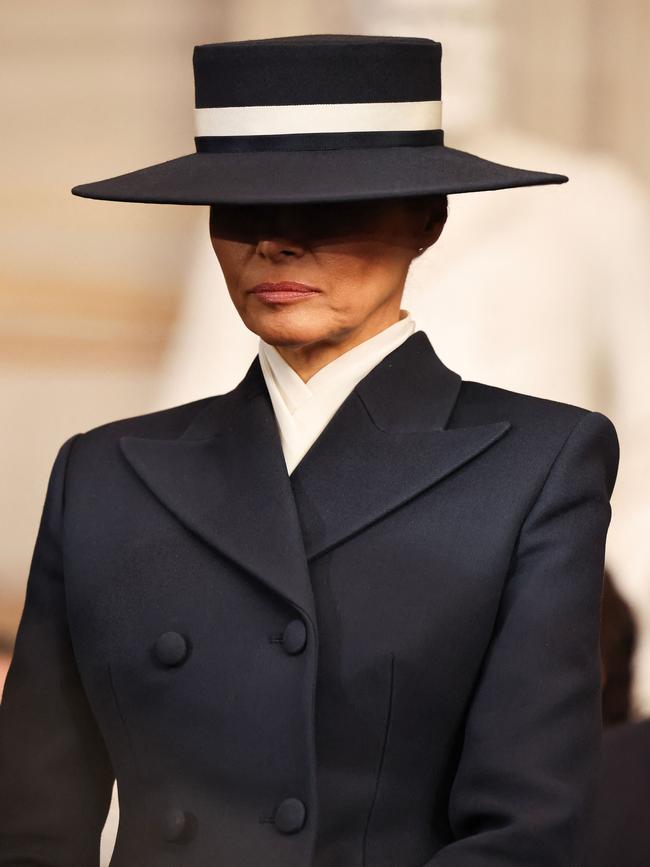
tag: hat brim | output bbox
[70,144,568,205]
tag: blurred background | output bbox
[1,2,649,862]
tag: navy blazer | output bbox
[0,330,619,867]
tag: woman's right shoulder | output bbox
[58,392,228,472]
[86,394,218,439]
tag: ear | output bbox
[415,206,447,256]
[424,212,446,242]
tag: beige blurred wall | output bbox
[501,0,650,189]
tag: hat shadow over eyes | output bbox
[208,195,448,246]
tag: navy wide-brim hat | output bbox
[71,34,568,206]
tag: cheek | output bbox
[211,240,250,291]
[320,245,400,307]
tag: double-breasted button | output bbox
[274,797,307,834]
[153,631,189,667]
[161,807,196,842]
[281,619,307,655]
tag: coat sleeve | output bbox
[0,434,115,867]
[423,409,620,867]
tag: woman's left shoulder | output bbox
[453,378,619,483]
[456,377,617,440]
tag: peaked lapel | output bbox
[119,330,511,626]
[119,360,317,626]
[288,330,511,560]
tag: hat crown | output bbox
[193,34,442,109]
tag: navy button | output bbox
[274,797,306,833]
[153,631,189,667]
[281,619,307,655]
[161,807,196,842]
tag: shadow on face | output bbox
[209,195,447,247]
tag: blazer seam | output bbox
[59,431,120,798]
[106,662,143,785]
[60,430,85,524]
[362,651,396,867]
[355,390,429,435]
[355,388,385,432]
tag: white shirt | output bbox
[258,309,417,475]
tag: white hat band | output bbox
[195,100,442,138]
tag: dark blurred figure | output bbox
[582,569,650,867]
[601,568,639,726]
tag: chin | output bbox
[246,308,338,348]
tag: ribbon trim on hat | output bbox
[195,100,442,137]
[194,100,443,152]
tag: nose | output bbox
[256,236,307,261]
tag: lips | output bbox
[250,281,321,303]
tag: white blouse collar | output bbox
[258,309,416,415]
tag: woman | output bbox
[0,34,619,867]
